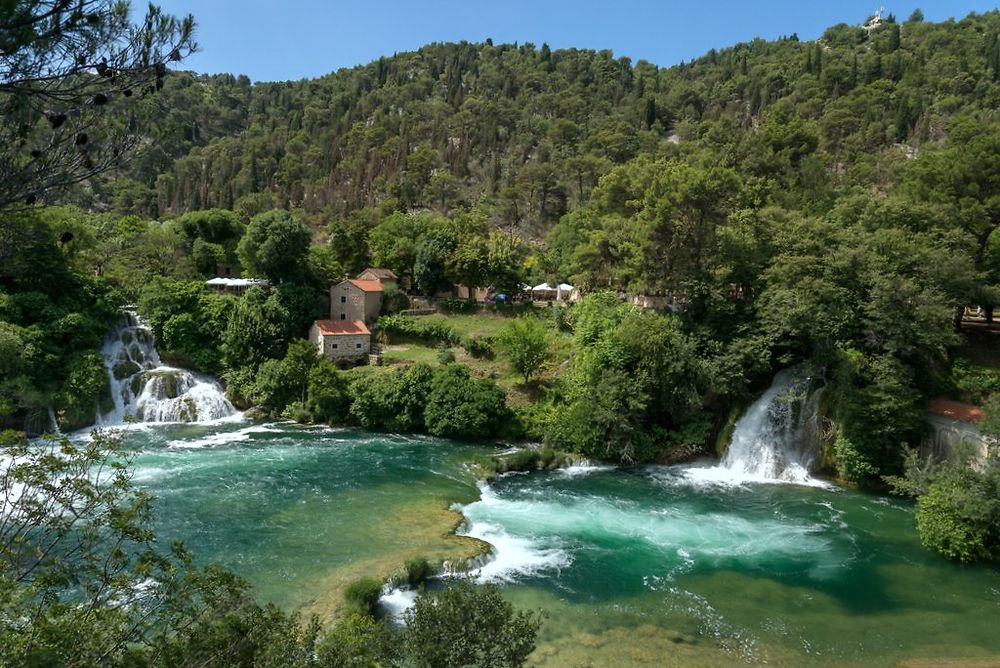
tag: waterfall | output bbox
[97,312,237,425]
[719,367,824,484]
[46,406,61,435]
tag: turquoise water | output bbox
[124,422,1000,666]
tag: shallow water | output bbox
[124,422,1000,666]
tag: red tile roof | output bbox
[315,320,371,336]
[927,398,984,424]
[347,279,384,292]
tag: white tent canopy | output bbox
[531,282,554,291]
[557,283,574,291]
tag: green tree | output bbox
[496,318,550,383]
[424,364,509,439]
[413,228,458,297]
[237,209,312,283]
[400,581,540,668]
[0,1,195,209]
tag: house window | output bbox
[340,296,346,303]
[331,343,338,349]
[340,313,346,320]
[356,343,362,349]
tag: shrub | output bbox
[495,319,551,383]
[344,577,384,617]
[439,298,479,313]
[494,447,569,474]
[401,581,540,668]
[378,315,460,345]
[381,285,411,315]
[915,469,1000,563]
[349,363,434,431]
[463,336,494,359]
[424,365,509,439]
[306,361,352,424]
[834,436,880,482]
[403,557,434,587]
[436,344,456,364]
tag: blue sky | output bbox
[154,1,1000,82]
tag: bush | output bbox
[494,447,569,474]
[403,557,434,587]
[436,344,456,364]
[424,365,509,440]
[915,469,1000,563]
[462,336,495,359]
[834,436,880,482]
[401,581,540,668]
[344,577,384,617]
[440,298,479,313]
[378,315,460,345]
[306,361,352,424]
[496,318,551,383]
[381,285,411,315]
[349,363,434,431]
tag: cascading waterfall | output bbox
[97,312,237,425]
[718,367,825,484]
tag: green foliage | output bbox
[403,557,434,587]
[946,359,1000,404]
[833,436,879,481]
[139,277,231,373]
[401,581,540,668]
[829,351,924,482]
[380,284,411,315]
[982,395,1000,438]
[440,297,479,313]
[378,315,461,345]
[237,209,312,283]
[436,344,456,365]
[496,318,551,383]
[306,360,352,424]
[250,339,320,416]
[349,363,435,431]
[414,228,458,296]
[343,577,384,617]
[0,208,118,430]
[424,365,510,440]
[915,468,1000,563]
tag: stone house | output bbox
[330,279,383,324]
[356,268,398,290]
[309,319,371,362]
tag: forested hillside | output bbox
[89,10,1000,235]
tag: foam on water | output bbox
[460,473,846,586]
[458,482,572,583]
[379,586,418,623]
[98,312,238,425]
[167,424,284,449]
[558,463,615,477]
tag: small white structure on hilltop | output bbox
[205,277,269,297]
[863,7,885,31]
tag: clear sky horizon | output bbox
[154,1,1000,82]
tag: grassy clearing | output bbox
[379,309,573,403]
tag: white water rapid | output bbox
[685,367,826,486]
[97,312,237,425]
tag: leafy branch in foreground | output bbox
[0,1,196,212]
[0,428,308,666]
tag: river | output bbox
[120,419,1000,667]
